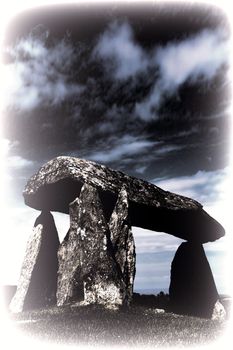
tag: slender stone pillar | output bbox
[10,211,59,313]
[79,184,126,307]
[109,187,136,304]
[56,198,83,306]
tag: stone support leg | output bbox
[78,184,126,307]
[56,198,83,306]
[10,211,59,313]
[109,187,136,304]
[169,242,219,318]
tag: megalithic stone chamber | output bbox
[23,156,224,243]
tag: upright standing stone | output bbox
[169,242,219,318]
[109,187,136,304]
[10,211,59,313]
[79,184,126,307]
[57,198,84,306]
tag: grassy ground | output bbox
[9,301,228,348]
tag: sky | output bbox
[0,1,232,294]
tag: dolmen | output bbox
[10,156,225,317]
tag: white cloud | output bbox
[7,155,33,169]
[94,21,229,121]
[87,135,157,163]
[153,167,229,206]
[94,21,148,80]
[2,30,83,111]
[157,29,229,85]
[155,144,184,155]
[136,28,229,120]
[1,138,34,170]
[132,226,182,254]
[0,138,35,233]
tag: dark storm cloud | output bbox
[2,3,230,182]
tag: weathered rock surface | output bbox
[169,242,219,318]
[78,184,126,307]
[10,224,42,313]
[109,187,136,304]
[10,211,59,313]
[57,198,83,306]
[23,156,224,243]
[57,184,132,307]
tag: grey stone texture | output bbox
[10,211,59,313]
[23,156,224,243]
[57,198,83,306]
[57,184,134,307]
[109,187,136,304]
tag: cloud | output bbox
[132,227,182,254]
[3,28,83,112]
[94,21,229,121]
[1,138,34,170]
[153,167,229,206]
[136,28,229,120]
[1,138,34,176]
[155,144,184,156]
[7,156,34,169]
[81,128,183,167]
[94,21,148,80]
[86,135,158,163]
[155,29,229,86]
[1,138,36,222]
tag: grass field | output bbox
[9,301,229,348]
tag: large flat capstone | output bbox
[23,156,224,243]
